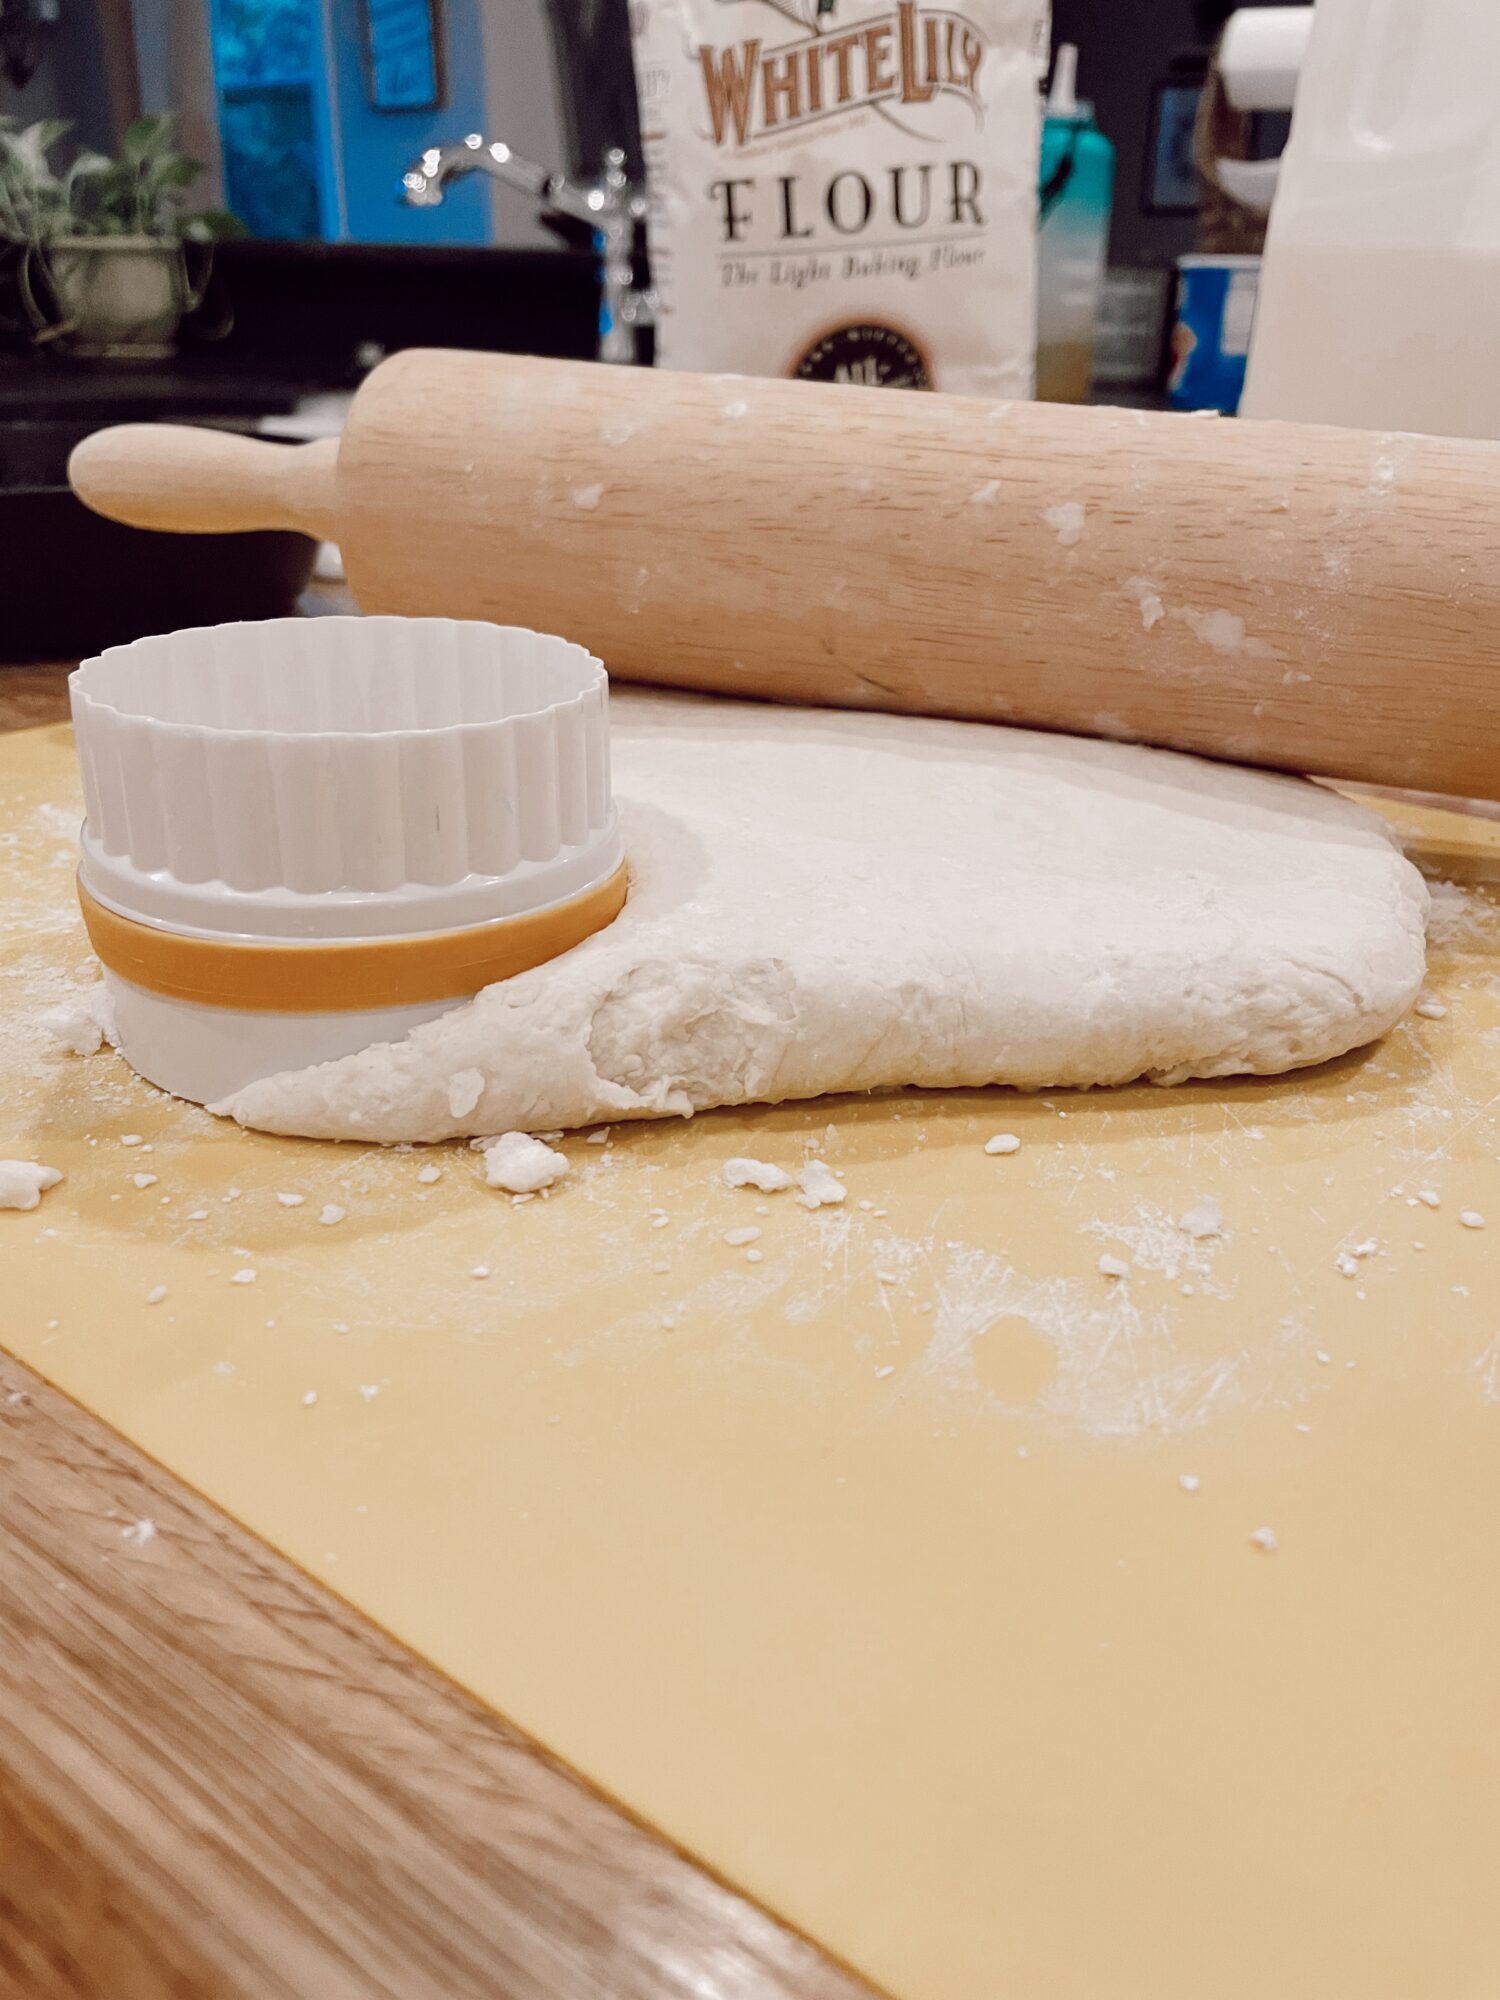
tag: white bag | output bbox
[630,0,1049,394]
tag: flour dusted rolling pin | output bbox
[71,348,1500,800]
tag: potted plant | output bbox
[0,113,244,359]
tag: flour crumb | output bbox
[723,1156,793,1193]
[276,1191,304,1208]
[1125,576,1166,630]
[120,1133,143,1147]
[145,1284,168,1306]
[1414,997,1447,1019]
[724,1226,762,1247]
[652,1259,670,1275]
[796,1160,848,1209]
[222,1187,242,1203]
[1459,1210,1486,1230]
[39,986,112,1056]
[302,1389,318,1406]
[723,400,749,419]
[745,1247,764,1263]
[359,1382,381,1400]
[970,478,1001,505]
[984,1133,1021,1156]
[470,1264,490,1280]
[1249,1526,1279,1554]
[416,1164,442,1183]
[649,1209,671,1229]
[1097,1253,1130,1279]
[1179,1196,1223,1240]
[1178,1473,1201,1494]
[446,1069,485,1119]
[1183,607,1247,653]
[571,482,605,509]
[130,1172,157,1189]
[1417,1188,1440,1208]
[319,1204,346,1226]
[478,1131,570,1194]
[585,1129,611,1145]
[874,1363,896,1379]
[119,1518,157,1547]
[230,1268,257,1286]
[1334,1252,1359,1278]
[0,1161,62,1211]
[1043,500,1085,547]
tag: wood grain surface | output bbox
[0,663,72,732]
[0,1351,880,2000]
[0,660,878,2000]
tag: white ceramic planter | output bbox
[44,236,196,358]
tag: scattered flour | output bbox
[970,479,1001,505]
[1124,576,1166,631]
[1097,1253,1129,1279]
[39,982,115,1056]
[416,1163,443,1182]
[0,1161,62,1211]
[1459,1210,1486,1230]
[796,1161,847,1210]
[571,483,605,510]
[319,1203,346,1226]
[230,1268,258,1285]
[119,1518,157,1546]
[724,1226,762,1246]
[1085,1202,1227,1288]
[984,1133,1021,1156]
[1182,608,1248,654]
[1178,1473,1201,1494]
[1249,1526,1279,1554]
[724,1156,794,1193]
[1179,1196,1224,1240]
[276,1191,305,1208]
[479,1131,570,1194]
[145,1284,167,1305]
[1414,997,1448,1019]
[1043,501,1085,547]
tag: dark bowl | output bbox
[0,420,318,664]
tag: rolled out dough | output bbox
[216,695,1428,1143]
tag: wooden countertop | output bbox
[0,653,876,2000]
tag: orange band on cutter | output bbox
[78,864,628,1014]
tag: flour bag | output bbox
[629,0,1049,392]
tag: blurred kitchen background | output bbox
[0,0,1302,396]
[0,0,1327,654]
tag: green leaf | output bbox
[182,206,248,240]
[121,114,175,162]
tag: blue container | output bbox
[1168,255,1261,415]
[1036,45,1116,403]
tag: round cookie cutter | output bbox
[71,615,625,1106]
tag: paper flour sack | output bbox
[630,0,1048,393]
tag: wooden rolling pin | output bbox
[71,348,1500,800]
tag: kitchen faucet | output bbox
[402,138,652,365]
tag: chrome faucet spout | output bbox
[401,137,652,365]
[403,136,575,220]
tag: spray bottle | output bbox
[1035,44,1116,403]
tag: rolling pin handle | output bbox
[68,426,340,542]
